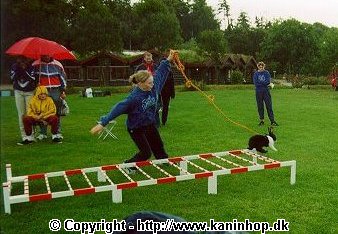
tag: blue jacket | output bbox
[253,70,271,91]
[10,63,36,92]
[100,59,171,129]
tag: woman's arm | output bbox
[154,50,176,92]
[90,97,132,135]
[99,98,132,126]
[154,60,171,92]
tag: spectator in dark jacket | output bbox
[135,51,157,75]
[10,56,37,144]
[160,68,175,126]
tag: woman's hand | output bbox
[167,50,178,62]
[90,124,104,135]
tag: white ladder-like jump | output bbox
[3,149,296,214]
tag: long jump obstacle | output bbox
[3,149,296,214]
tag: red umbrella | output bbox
[5,37,76,60]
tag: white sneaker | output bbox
[52,134,62,143]
[37,134,47,140]
[27,135,36,142]
[57,133,63,139]
[122,167,136,175]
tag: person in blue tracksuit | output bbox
[253,61,278,126]
[90,50,176,167]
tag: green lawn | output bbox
[1,87,337,233]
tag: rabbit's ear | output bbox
[268,126,274,133]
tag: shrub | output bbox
[290,75,330,88]
[290,75,303,88]
[303,76,329,85]
[230,70,244,84]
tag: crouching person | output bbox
[18,86,61,145]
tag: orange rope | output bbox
[172,52,259,135]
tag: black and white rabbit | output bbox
[248,127,277,153]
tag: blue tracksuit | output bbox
[100,59,170,130]
[99,59,171,162]
[253,70,275,122]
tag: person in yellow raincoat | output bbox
[19,86,61,145]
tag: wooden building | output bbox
[62,60,83,87]
[81,52,130,86]
[63,50,257,87]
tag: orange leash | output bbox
[172,52,259,135]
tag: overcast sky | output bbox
[206,0,338,28]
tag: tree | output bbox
[255,16,271,29]
[163,0,191,41]
[260,19,317,74]
[226,12,265,57]
[189,0,220,38]
[2,0,71,50]
[197,30,228,63]
[197,30,228,82]
[132,0,182,50]
[104,0,134,50]
[317,28,338,75]
[218,0,232,30]
[236,11,250,29]
[69,0,123,55]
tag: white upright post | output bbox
[290,161,296,185]
[179,161,188,175]
[6,164,12,180]
[3,182,11,214]
[97,170,107,182]
[253,156,257,164]
[208,176,217,194]
[112,187,122,203]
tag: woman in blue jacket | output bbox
[10,57,37,144]
[253,61,278,126]
[90,50,176,167]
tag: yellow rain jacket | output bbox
[27,86,56,120]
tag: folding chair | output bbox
[98,120,118,140]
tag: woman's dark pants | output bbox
[256,89,275,122]
[126,124,168,162]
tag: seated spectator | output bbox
[19,86,62,145]
[32,55,67,140]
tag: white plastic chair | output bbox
[98,120,118,140]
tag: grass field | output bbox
[1,87,337,233]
